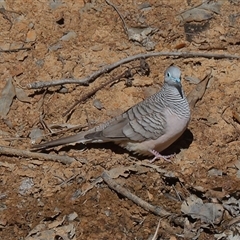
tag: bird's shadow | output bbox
[161,128,193,156]
[39,129,193,160]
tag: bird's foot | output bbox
[149,149,175,163]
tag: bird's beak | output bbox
[176,81,183,98]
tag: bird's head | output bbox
[164,66,183,98]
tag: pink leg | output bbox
[149,149,175,163]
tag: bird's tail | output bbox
[31,131,88,149]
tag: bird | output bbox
[32,65,191,162]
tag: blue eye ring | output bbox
[167,72,171,77]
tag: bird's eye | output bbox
[167,72,171,77]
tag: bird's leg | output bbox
[148,149,174,163]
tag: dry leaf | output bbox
[15,87,31,103]
[187,71,212,110]
[181,195,224,224]
[0,78,16,117]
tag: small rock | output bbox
[19,178,34,195]
[67,212,78,221]
[48,42,62,51]
[35,59,45,67]
[29,128,44,144]
[91,45,103,51]
[59,86,68,93]
[208,168,223,177]
[49,0,65,10]
[93,99,104,110]
[138,2,152,10]
[60,31,77,41]
[26,29,37,42]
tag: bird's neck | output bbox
[161,84,190,118]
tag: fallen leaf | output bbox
[15,87,31,103]
[107,165,148,179]
[181,195,224,224]
[179,0,223,23]
[0,78,16,117]
[180,8,213,23]
[223,197,240,217]
[187,70,212,110]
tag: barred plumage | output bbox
[32,66,191,162]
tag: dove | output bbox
[32,65,191,162]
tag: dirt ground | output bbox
[0,0,240,239]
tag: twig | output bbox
[0,47,32,52]
[221,106,231,124]
[58,173,80,186]
[105,0,129,36]
[101,170,186,227]
[39,112,54,134]
[101,170,172,217]
[233,110,240,124]
[27,51,240,89]
[151,218,161,240]
[0,7,16,30]
[0,146,75,164]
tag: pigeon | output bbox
[32,65,191,162]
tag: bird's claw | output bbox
[149,149,175,163]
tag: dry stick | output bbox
[233,110,240,124]
[101,171,172,217]
[151,218,161,240]
[0,7,14,29]
[27,51,240,89]
[0,146,75,165]
[105,0,129,35]
[0,47,32,52]
[102,171,185,227]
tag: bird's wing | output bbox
[85,99,167,142]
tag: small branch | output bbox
[27,51,240,89]
[233,110,240,124]
[151,218,161,240]
[101,170,186,226]
[106,0,129,36]
[0,47,32,52]
[0,7,15,29]
[28,78,90,89]
[0,146,75,164]
[101,170,172,217]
